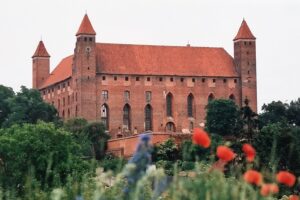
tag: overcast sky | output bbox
[0,0,299,112]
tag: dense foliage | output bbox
[205,99,242,136]
[0,122,89,191]
[0,85,59,128]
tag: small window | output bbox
[124,91,130,101]
[58,85,60,90]
[125,76,129,81]
[102,90,108,101]
[249,42,252,45]
[84,37,87,42]
[248,70,250,75]
[147,77,151,81]
[63,83,66,88]
[87,67,90,70]
[159,77,163,82]
[213,79,216,83]
[180,78,184,82]
[223,79,227,83]
[170,77,173,82]
[244,41,247,45]
[52,88,54,92]
[89,37,92,42]
[234,79,237,83]
[136,77,140,81]
[146,91,152,102]
[102,76,106,81]
[43,91,46,95]
[67,82,70,86]
[114,76,117,81]
[202,78,205,83]
[192,78,195,82]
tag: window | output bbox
[136,77,140,81]
[223,79,227,83]
[208,93,215,102]
[145,104,153,131]
[84,37,87,42]
[145,91,152,102]
[234,79,237,83]
[202,78,205,83]
[147,77,151,81]
[67,109,70,118]
[114,76,117,81]
[123,104,131,131]
[63,83,65,88]
[192,78,195,82]
[67,82,70,86]
[125,76,129,81]
[166,122,175,132]
[229,94,235,102]
[170,77,173,82]
[102,76,106,81]
[166,93,173,117]
[124,91,130,101]
[43,91,46,95]
[102,90,108,101]
[89,37,93,42]
[180,78,184,82]
[101,104,109,129]
[187,94,194,117]
[58,85,60,90]
[62,110,65,119]
[213,79,216,83]
[159,77,163,82]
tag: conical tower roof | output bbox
[76,14,96,36]
[234,19,256,41]
[32,40,50,58]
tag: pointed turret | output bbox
[76,14,96,36]
[233,19,256,41]
[32,40,50,58]
[32,40,50,89]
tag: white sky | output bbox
[0,0,299,112]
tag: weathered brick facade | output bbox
[32,15,257,139]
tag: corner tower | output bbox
[234,19,257,112]
[32,41,50,89]
[72,14,97,120]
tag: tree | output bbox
[286,98,300,126]
[0,122,88,191]
[3,86,60,127]
[0,85,14,127]
[241,98,258,140]
[152,139,179,161]
[205,99,242,136]
[82,122,110,160]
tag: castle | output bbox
[32,14,257,139]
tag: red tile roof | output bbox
[39,55,73,89]
[96,43,237,77]
[76,14,96,36]
[234,20,256,41]
[40,43,238,89]
[32,41,50,58]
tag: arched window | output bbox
[123,104,131,131]
[62,110,65,119]
[145,104,153,131]
[166,122,176,132]
[166,93,173,117]
[208,93,215,102]
[67,109,70,118]
[101,104,109,129]
[229,94,235,102]
[187,93,194,117]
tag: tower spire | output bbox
[233,19,256,41]
[76,14,96,36]
[32,40,50,58]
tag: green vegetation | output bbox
[0,84,299,199]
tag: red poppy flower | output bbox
[260,183,279,196]
[276,171,296,187]
[243,170,263,186]
[216,146,236,162]
[289,195,299,200]
[192,128,211,148]
[242,143,256,162]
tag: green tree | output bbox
[0,122,88,191]
[0,85,15,127]
[241,98,258,140]
[3,86,60,127]
[254,123,300,175]
[205,99,242,136]
[152,139,179,161]
[286,98,300,126]
[82,122,110,160]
